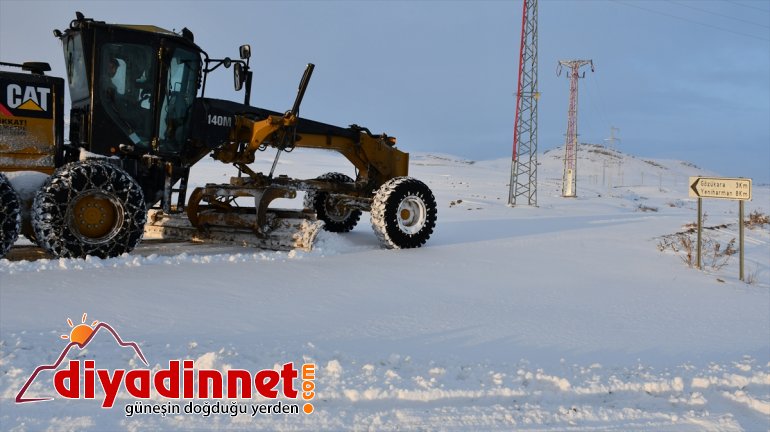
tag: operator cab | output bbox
[58,13,202,162]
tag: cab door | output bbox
[157,41,201,158]
[96,42,158,150]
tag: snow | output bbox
[1,145,769,431]
[5,171,48,203]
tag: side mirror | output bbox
[239,45,251,60]
[234,63,245,91]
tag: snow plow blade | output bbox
[144,210,322,252]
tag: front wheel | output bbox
[32,161,147,259]
[371,177,437,249]
[303,172,361,232]
[0,173,21,258]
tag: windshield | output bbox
[159,46,200,154]
[99,43,156,148]
[63,34,89,103]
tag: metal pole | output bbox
[738,200,743,281]
[558,59,592,198]
[509,0,539,207]
[697,198,702,269]
[244,70,253,106]
[602,162,606,187]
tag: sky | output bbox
[1,0,769,183]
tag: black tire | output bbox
[371,177,437,249]
[303,172,361,233]
[32,161,146,259]
[0,173,21,258]
[1,172,48,246]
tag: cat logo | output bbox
[6,84,51,112]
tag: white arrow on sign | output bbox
[689,177,752,201]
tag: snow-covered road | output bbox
[2,149,768,431]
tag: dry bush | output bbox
[657,232,735,270]
[706,238,736,271]
[658,233,695,267]
[746,210,769,229]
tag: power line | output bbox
[588,74,612,134]
[671,0,770,29]
[723,0,770,13]
[613,0,770,42]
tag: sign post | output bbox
[697,198,702,269]
[738,201,743,280]
[689,177,752,281]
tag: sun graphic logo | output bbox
[61,313,99,346]
[15,312,147,404]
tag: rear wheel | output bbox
[7,172,49,246]
[303,172,361,232]
[32,161,146,259]
[0,173,21,258]
[371,177,437,249]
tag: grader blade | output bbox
[144,209,322,252]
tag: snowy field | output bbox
[1,145,769,431]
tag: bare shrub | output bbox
[706,237,736,271]
[746,210,769,229]
[657,232,735,270]
[658,233,695,267]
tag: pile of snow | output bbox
[1,145,768,431]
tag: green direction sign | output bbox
[689,177,752,201]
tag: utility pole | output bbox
[603,126,620,188]
[557,59,593,198]
[604,126,620,153]
[508,0,539,207]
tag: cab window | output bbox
[158,47,200,154]
[99,43,156,147]
[63,34,89,103]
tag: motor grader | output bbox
[0,12,437,259]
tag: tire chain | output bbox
[304,172,361,232]
[370,176,437,249]
[0,173,21,258]
[33,161,146,258]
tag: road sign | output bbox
[687,176,752,281]
[689,177,752,201]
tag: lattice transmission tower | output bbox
[508,0,538,206]
[557,59,593,198]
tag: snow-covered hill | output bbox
[1,145,768,431]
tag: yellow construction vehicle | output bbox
[0,12,437,259]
